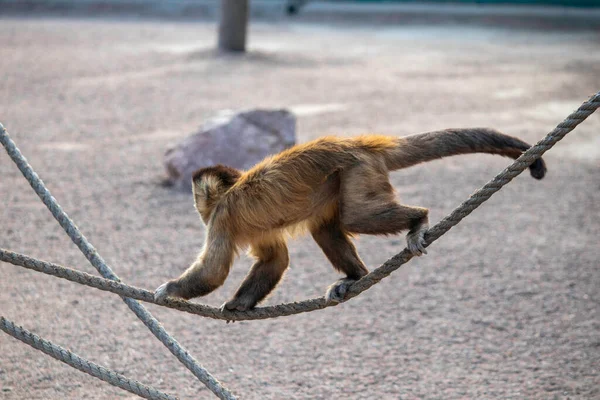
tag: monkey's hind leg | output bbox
[310,218,369,303]
[339,162,429,256]
[343,202,429,256]
[222,240,289,312]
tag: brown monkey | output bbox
[154,128,546,311]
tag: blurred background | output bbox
[0,1,599,399]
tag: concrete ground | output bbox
[0,14,599,400]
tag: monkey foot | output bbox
[406,227,428,256]
[221,297,256,313]
[325,278,356,303]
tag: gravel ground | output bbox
[0,15,599,400]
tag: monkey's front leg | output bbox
[221,241,289,312]
[154,234,234,301]
[154,260,225,301]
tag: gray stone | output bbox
[164,109,296,190]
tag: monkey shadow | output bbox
[184,47,355,68]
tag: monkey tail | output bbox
[384,128,546,179]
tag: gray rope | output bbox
[0,248,322,321]
[1,91,598,322]
[0,124,236,400]
[0,317,178,400]
[0,248,157,302]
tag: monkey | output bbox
[154,128,546,311]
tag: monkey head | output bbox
[192,165,241,224]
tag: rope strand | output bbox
[0,317,178,400]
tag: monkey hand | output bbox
[325,278,356,303]
[154,281,179,302]
[406,226,428,256]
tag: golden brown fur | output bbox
[154,128,546,310]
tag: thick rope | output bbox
[0,248,324,320]
[1,91,598,322]
[0,124,236,400]
[0,317,178,400]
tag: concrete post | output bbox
[218,0,248,52]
